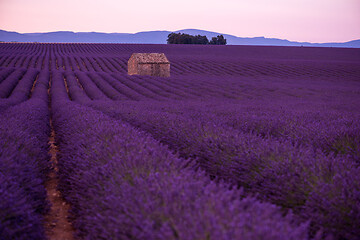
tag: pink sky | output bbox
[0,0,359,43]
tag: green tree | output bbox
[167,33,210,45]
[209,35,227,45]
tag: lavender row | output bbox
[88,100,360,239]
[128,100,360,162]
[0,70,49,111]
[110,74,165,100]
[1,43,359,63]
[66,71,148,101]
[2,45,358,80]
[217,108,360,161]
[0,55,47,70]
[0,77,50,239]
[7,69,39,102]
[0,67,15,84]
[0,55,21,68]
[99,72,218,101]
[63,70,182,102]
[87,72,128,100]
[0,68,26,98]
[125,75,182,99]
[99,72,145,100]
[50,75,311,239]
[0,69,40,112]
[51,70,112,102]
[63,71,91,103]
[74,71,109,100]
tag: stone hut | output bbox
[128,53,170,77]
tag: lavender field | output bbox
[0,43,360,240]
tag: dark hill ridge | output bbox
[0,29,359,48]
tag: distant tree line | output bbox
[167,33,227,45]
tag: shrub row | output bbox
[50,72,311,239]
[88,100,360,239]
[0,78,50,239]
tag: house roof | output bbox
[129,53,170,64]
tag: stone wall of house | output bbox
[137,63,170,77]
[128,53,170,77]
[128,58,138,75]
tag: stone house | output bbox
[128,53,170,77]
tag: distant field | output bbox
[1,43,359,240]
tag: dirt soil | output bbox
[44,124,75,240]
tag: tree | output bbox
[167,33,227,45]
[166,33,178,44]
[209,35,227,45]
[167,33,210,45]
[193,35,209,45]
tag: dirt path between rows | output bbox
[44,120,75,240]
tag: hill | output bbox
[0,29,359,48]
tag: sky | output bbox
[0,0,359,43]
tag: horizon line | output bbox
[1,28,359,44]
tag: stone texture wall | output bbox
[128,58,138,75]
[128,53,170,77]
[137,63,170,77]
